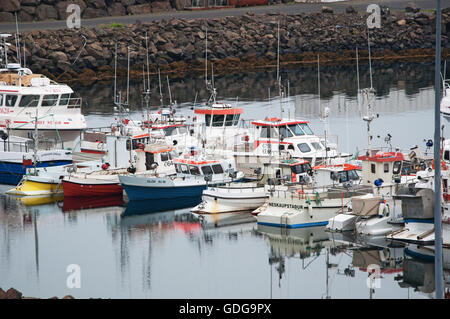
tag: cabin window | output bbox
[279,126,293,138]
[212,164,224,174]
[297,143,311,153]
[299,123,314,135]
[163,126,177,136]
[260,127,270,138]
[178,126,187,134]
[212,115,225,127]
[393,161,402,174]
[145,152,155,170]
[338,172,349,183]
[288,124,305,136]
[371,163,376,174]
[233,114,240,125]
[384,163,389,173]
[189,165,200,175]
[348,170,359,181]
[279,145,285,151]
[180,164,189,174]
[19,95,40,107]
[270,127,278,137]
[225,114,234,126]
[291,164,304,174]
[201,165,213,175]
[275,169,281,179]
[5,95,18,107]
[161,152,169,162]
[205,114,212,127]
[60,93,70,106]
[445,150,450,161]
[42,94,58,107]
[0,94,3,106]
[175,164,181,173]
[311,142,323,150]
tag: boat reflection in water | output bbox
[62,194,125,212]
[400,244,450,298]
[192,211,256,229]
[13,194,64,207]
[120,197,203,234]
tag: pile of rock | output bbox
[0,287,75,299]
[3,5,450,81]
[0,0,176,22]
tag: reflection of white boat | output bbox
[192,211,256,229]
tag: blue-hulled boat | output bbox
[119,156,244,201]
[0,134,72,185]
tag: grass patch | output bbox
[107,23,124,29]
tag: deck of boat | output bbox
[72,152,104,163]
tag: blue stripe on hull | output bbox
[257,221,329,229]
[122,184,207,201]
[0,160,72,185]
[404,218,434,224]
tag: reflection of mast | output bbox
[33,209,39,281]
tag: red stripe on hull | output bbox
[63,180,123,197]
[80,148,106,155]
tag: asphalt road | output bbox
[1,0,450,33]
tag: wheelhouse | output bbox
[173,158,227,176]
[194,103,243,128]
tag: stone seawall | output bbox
[0,0,177,22]
[5,7,450,83]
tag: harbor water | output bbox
[0,60,447,299]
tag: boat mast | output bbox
[363,29,376,156]
[434,0,444,300]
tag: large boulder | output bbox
[55,0,87,20]
[127,4,152,15]
[405,2,420,13]
[0,12,15,22]
[151,1,172,12]
[5,288,22,299]
[36,3,59,20]
[82,8,107,19]
[107,3,126,16]
[0,0,20,12]
[21,0,40,5]
[345,6,357,14]
[90,0,106,9]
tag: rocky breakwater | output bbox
[0,0,177,22]
[0,287,75,299]
[6,6,450,83]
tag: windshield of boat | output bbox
[163,126,178,136]
[279,126,293,138]
[288,124,305,136]
[189,165,200,175]
[290,163,311,174]
[300,123,314,135]
[311,142,323,150]
[348,169,359,181]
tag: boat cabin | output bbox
[173,157,233,178]
[194,103,243,129]
[261,158,312,185]
[249,118,334,160]
[358,150,405,187]
[135,142,177,175]
[312,163,361,187]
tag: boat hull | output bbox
[121,183,206,201]
[192,187,268,213]
[63,179,123,197]
[0,160,72,185]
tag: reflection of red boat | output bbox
[62,177,123,197]
[63,194,124,212]
[173,221,202,234]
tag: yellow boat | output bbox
[19,194,64,206]
[6,175,63,196]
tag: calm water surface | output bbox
[0,61,448,299]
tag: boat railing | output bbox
[67,97,82,109]
[268,184,374,201]
[0,138,59,152]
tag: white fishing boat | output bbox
[191,158,313,214]
[0,35,86,149]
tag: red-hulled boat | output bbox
[62,176,123,197]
